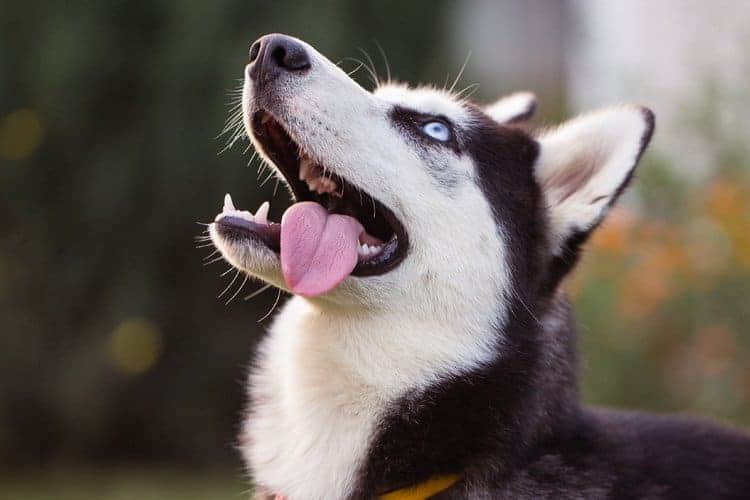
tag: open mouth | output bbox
[214,110,408,296]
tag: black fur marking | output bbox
[353,107,750,499]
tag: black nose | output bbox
[248,34,310,83]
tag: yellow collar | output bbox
[379,474,460,500]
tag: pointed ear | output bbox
[537,106,655,256]
[485,92,537,124]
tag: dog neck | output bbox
[354,291,580,494]
[244,289,579,498]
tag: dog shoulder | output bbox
[435,407,750,499]
[599,409,750,498]
[539,408,750,499]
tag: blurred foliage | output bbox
[574,157,750,425]
[573,78,750,425]
[0,1,748,494]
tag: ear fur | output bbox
[536,106,655,256]
[485,92,537,124]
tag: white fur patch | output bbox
[485,91,537,124]
[535,106,652,253]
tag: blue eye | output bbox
[421,121,451,142]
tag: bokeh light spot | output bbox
[0,109,44,160]
[108,318,163,375]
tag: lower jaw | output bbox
[213,217,402,278]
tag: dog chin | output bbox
[209,223,376,304]
[209,223,286,288]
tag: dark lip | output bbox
[218,109,409,277]
[215,216,280,253]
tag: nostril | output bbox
[271,37,311,71]
[271,45,287,68]
[249,41,261,63]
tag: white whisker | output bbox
[373,40,391,84]
[218,270,241,298]
[204,255,225,266]
[258,288,282,322]
[225,275,249,305]
[448,51,472,95]
[244,283,273,301]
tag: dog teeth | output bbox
[315,178,336,195]
[310,176,338,195]
[298,158,340,195]
[223,193,236,212]
[254,201,270,223]
[357,242,383,258]
[215,194,272,224]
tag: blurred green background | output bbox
[1,1,748,498]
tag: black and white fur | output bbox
[208,35,750,499]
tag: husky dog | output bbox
[208,34,750,499]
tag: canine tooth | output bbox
[261,114,271,124]
[307,177,320,190]
[254,201,270,223]
[223,193,235,212]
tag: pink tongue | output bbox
[280,202,363,297]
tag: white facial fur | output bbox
[211,37,513,319]
[210,37,518,498]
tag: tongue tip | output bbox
[283,262,351,298]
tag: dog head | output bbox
[209,34,654,317]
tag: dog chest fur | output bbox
[243,280,509,500]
